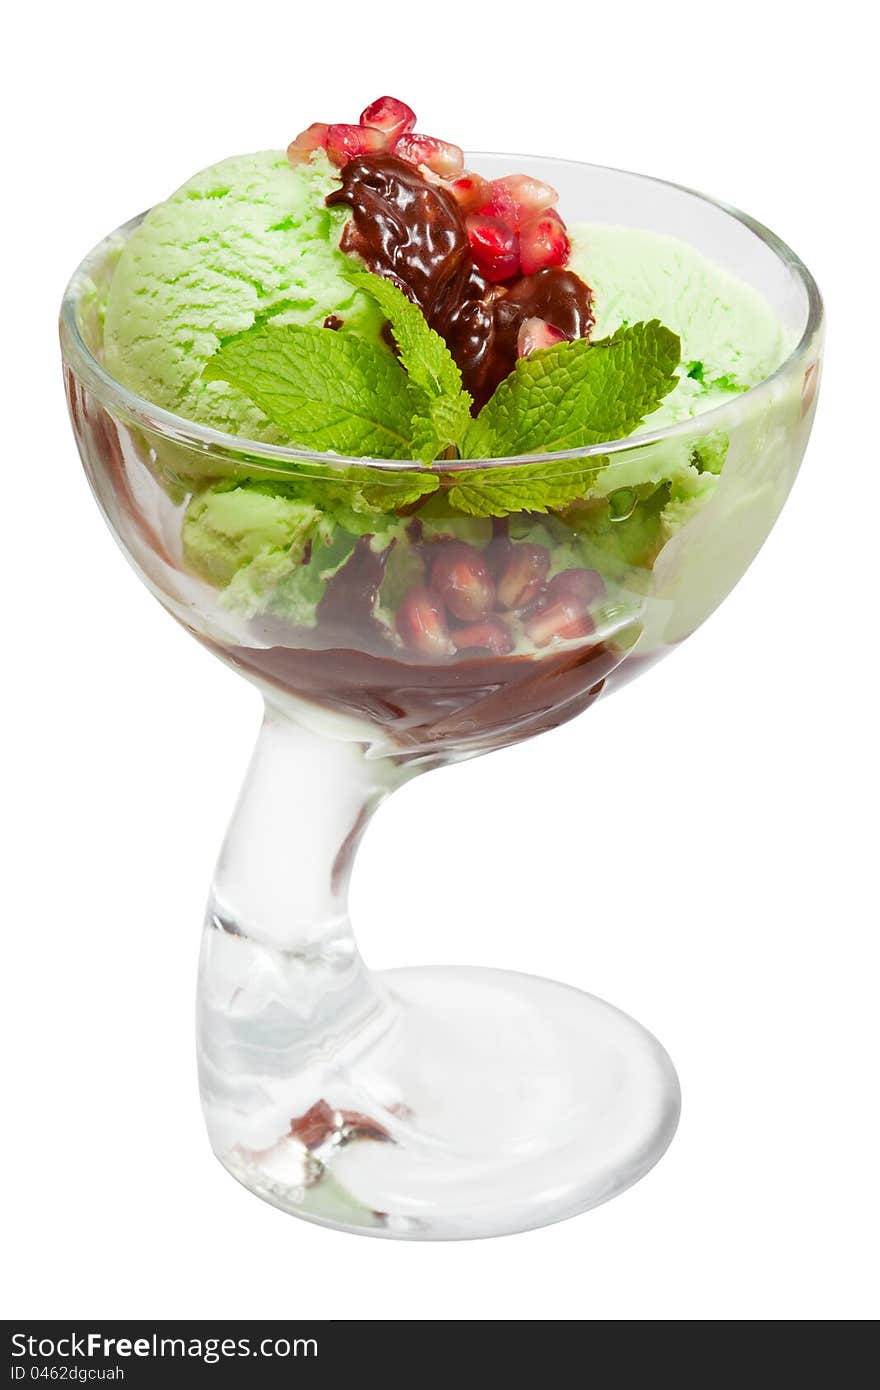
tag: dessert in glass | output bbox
[60,97,822,1238]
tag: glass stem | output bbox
[197,701,409,1151]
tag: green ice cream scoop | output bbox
[104,151,789,452]
[103,150,384,444]
[568,223,791,428]
[106,148,793,631]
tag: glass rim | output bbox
[58,151,824,474]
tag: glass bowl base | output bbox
[208,966,681,1240]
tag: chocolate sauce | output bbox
[200,524,624,758]
[327,155,594,410]
[316,534,390,651]
[207,635,622,759]
[492,269,595,378]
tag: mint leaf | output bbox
[230,457,438,515]
[299,465,435,513]
[346,270,473,461]
[409,405,445,465]
[345,271,467,402]
[461,321,680,462]
[203,322,416,459]
[408,391,473,464]
[446,458,602,517]
[356,469,440,510]
[201,304,683,522]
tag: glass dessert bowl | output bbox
[60,138,822,1239]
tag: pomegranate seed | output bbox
[290,1100,337,1149]
[394,133,464,177]
[546,568,606,605]
[289,1099,390,1148]
[326,123,388,167]
[396,586,455,659]
[286,122,330,165]
[496,543,552,609]
[448,172,492,213]
[479,175,559,229]
[465,215,520,283]
[477,179,519,227]
[429,543,495,621]
[519,209,571,275]
[359,95,416,142]
[453,620,514,657]
[523,568,605,647]
[414,163,450,189]
[497,174,558,225]
[517,317,567,358]
[524,596,595,648]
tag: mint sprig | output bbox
[202,277,681,518]
[460,321,680,460]
[447,320,680,516]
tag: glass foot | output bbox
[197,713,680,1239]
[209,965,680,1240]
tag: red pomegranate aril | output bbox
[448,172,492,213]
[396,586,455,659]
[524,596,595,648]
[546,567,606,605]
[430,543,495,621]
[359,95,416,142]
[519,209,571,275]
[326,123,388,167]
[498,174,558,224]
[290,1100,337,1149]
[394,133,464,177]
[523,567,605,647]
[453,620,514,657]
[477,179,518,227]
[414,163,450,190]
[287,122,330,165]
[465,215,520,283]
[480,174,558,228]
[517,317,567,358]
[496,543,552,609]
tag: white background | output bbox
[3,0,876,1322]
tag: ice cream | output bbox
[95,95,795,739]
[569,224,791,428]
[105,156,788,450]
[103,151,384,443]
